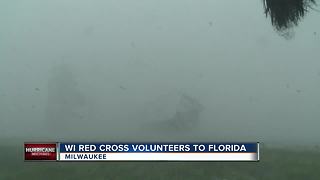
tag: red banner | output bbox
[24,143,57,161]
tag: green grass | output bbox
[1,142,320,180]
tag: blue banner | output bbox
[59,142,258,153]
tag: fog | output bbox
[1,0,320,145]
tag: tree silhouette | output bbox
[46,63,86,136]
[263,0,317,38]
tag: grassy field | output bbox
[1,142,320,180]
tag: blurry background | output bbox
[0,0,320,145]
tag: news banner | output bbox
[24,142,259,161]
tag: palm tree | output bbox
[263,0,317,38]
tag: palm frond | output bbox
[263,0,317,34]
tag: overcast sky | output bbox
[1,0,320,145]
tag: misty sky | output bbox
[1,0,320,144]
